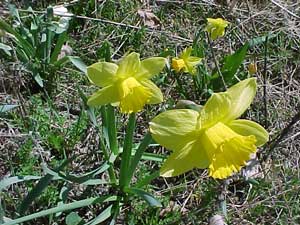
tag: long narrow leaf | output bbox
[119,113,136,188]
[68,56,87,74]
[50,32,67,63]
[0,176,41,192]
[0,19,34,57]
[86,205,113,225]
[125,187,162,207]
[128,133,152,184]
[3,196,117,225]
[106,105,118,155]
[135,171,160,188]
[18,159,70,214]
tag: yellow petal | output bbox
[171,58,186,73]
[200,78,257,127]
[119,77,151,113]
[226,78,257,121]
[208,135,256,179]
[180,47,192,60]
[186,56,202,75]
[140,80,163,104]
[227,119,269,146]
[200,92,231,128]
[135,57,166,79]
[87,85,119,107]
[116,52,140,78]
[87,62,118,87]
[206,18,230,40]
[150,109,200,152]
[160,140,209,177]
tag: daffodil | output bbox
[171,47,202,75]
[87,52,166,113]
[150,78,269,179]
[205,18,230,40]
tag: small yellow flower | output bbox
[150,78,269,179]
[171,47,202,75]
[87,52,166,113]
[205,18,230,40]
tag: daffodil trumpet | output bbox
[150,78,269,179]
[171,47,202,75]
[87,52,166,113]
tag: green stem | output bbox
[119,113,136,189]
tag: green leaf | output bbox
[125,187,162,207]
[42,162,109,184]
[77,86,97,126]
[3,196,117,225]
[50,32,67,63]
[135,171,160,188]
[221,42,249,81]
[0,43,12,56]
[0,176,41,192]
[96,40,111,62]
[141,152,165,162]
[106,105,118,155]
[0,104,18,113]
[68,56,87,74]
[0,19,34,57]
[34,73,44,87]
[128,133,152,184]
[249,33,277,48]
[86,205,113,225]
[18,159,70,215]
[8,4,21,23]
[211,42,249,89]
[119,113,136,189]
[66,212,83,225]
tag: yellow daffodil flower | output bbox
[87,52,166,113]
[150,78,269,179]
[171,47,202,75]
[205,18,230,40]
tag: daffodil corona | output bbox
[205,18,230,40]
[171,47,202,75]
[87,53,166,113]
[150,78,269,179]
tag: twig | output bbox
[263,35,269,128]
[261,108,300,162]
[207,33,227,90]
[270,0,300,20]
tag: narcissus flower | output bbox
[205,18,230,40]
[150,78,269,179]
[87,52,166,113]
[171,47,202,75]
